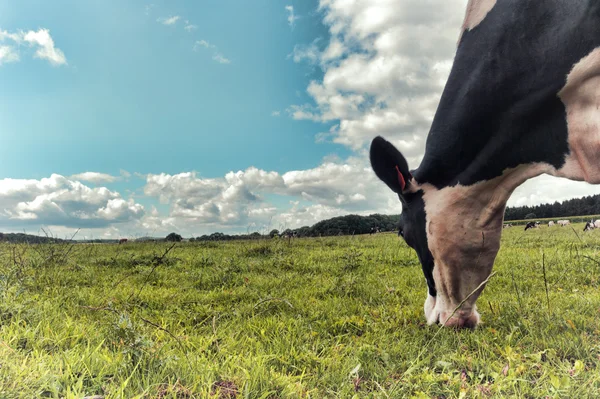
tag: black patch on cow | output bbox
[415,0,600,188]
[399,190,436,297]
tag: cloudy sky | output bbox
[2,0,600,240]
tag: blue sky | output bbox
[1,0,345,179]
[2,0,600,239]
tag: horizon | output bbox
[3,0,600,239]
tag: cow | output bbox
[370,0,600,329]
[548,221,555,227]
[118,238,128,244]
[524,222,538,231]
[502,223,512,229]
[584,219,600,231]
[557,220,571,227]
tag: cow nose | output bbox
[439,310,479,329]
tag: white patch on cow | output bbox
[424,293,437,325]
[457,0,497,45]
[417,163,554,327]
[558,47,600,183]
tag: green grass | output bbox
[1,224,600,398]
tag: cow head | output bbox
[369,136,550,328]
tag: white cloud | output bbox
[140,156,402,235]
[212,53,231,64]
[0,45,19,65]
[0,28,67,66]
[509,175,600,208]
[70,172,118,184]
[271,111,281,117]
[157,16,181,25]
[0,174,145,229]
[184,21,197,32]
[194,40,214,50]
[194,40,231,64]
[285,5,299,28]
[289,39,321,64]
[289,0,467,153]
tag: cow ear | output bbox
[370,136,412,195]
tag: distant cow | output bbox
[524,222,538,231]
[584,220,600,231]
[548,221,555,227]
[557,220,571,227]
[502,223,513,229]
[118,238,128,244]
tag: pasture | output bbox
[1,224,600,398]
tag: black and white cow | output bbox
[370,0,600,328]
[524,222,538,231]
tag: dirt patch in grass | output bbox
[211,380,239,399]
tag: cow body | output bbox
[548,221,555,227]
[370,0,600,328]
[524,222,538,231]
[557,220,571,226]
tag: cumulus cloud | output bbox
[289,0,467,154]
[0,28,67,66]
[0,174,145,229]
[157,16,180,25]
[141,156,403,234]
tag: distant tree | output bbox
[524,213,536,220]
[189,237,196,242]
[269,229,279,238]
[166,232,183,242]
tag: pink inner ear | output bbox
[395,165,406,191]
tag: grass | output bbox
[1,224,600,398]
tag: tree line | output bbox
[187,213,400,242]
[504,193,600,221]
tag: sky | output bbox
[2,0,600,240]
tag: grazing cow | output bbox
[370,0,600,328]
[584,219,600,231]
[548,221,555,227]
[524,222,538,231]
[118,238,128,244]
[557,220,571,227]
[502,223,512,229]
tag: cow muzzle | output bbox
[424,295,481,329]
[439,309,480,329]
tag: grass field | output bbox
[1,223,600,398]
